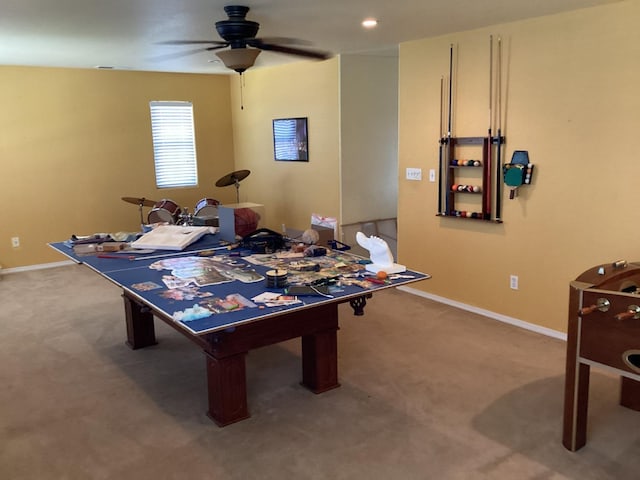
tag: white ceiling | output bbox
[0,0,619,74]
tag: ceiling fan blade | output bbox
[255,37,313,47]
[248,40,331,60]
[148,46,218,62]
[158,40,228,46]
[206,44,231,51]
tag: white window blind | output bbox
[149,101,198,188]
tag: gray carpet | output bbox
[1,265,639,479]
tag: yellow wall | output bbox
[228,58,341,233]
[340,54,398,225]
[398,0,640,332]
[0,67,235,268]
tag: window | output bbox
[149,101,198,188]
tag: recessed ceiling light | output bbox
[362,18,378,29]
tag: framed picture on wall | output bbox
[273,117,308,162]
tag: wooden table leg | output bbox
[301,328,340,393]
[205,351,250,426]
[563,287,590,452]
[123,293,157,350]
[620,376,640,411]
[563,361,590,451]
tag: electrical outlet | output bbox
[11,237,20,248]
[406,168,422,181]
[510,275,519,290]
[429,169,436,182]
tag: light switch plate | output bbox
[406,168,422,181]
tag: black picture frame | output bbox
[273,117,308,162]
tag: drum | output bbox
[194,198,220,217]
[147,199,182,224]
[192,198,220,226]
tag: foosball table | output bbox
[563,260,640,451]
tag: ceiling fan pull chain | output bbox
[240,74,245,110]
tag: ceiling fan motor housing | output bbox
[215,5,259,47]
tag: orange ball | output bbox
[376,270,388,280]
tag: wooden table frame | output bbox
[48,239,424,427]
[123,291,361,426]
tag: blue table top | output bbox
[50,233,429,336]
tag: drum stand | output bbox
[137,203,144,227]
[215,170,251,205]
[121,197,157,230]
[178,208,193,226]
[233,179,241,204]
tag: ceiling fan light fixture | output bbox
[216,48,261,73]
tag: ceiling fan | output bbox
[160,5,332,74]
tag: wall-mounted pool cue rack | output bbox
[436,37,505,223]
[437,135,504,222]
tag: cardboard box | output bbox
[311,225,334,247]
[218,203,264,242]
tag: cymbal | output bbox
[121,196,156,207]
[215,169,251,187]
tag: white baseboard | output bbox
[0,260,74,275]
[398,285,567,342]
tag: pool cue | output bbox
[495,36,503,221]
[97,254,135,260]
[445,43,454,215]
[438,76,445,215]
[485,35,493,220]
